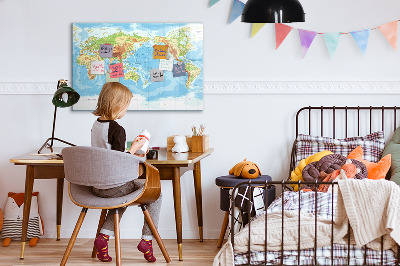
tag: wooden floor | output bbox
[0,239,221,265]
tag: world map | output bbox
[72,23,203,110]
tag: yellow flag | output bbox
[251,23,266,38]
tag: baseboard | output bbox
[1,81,400,95]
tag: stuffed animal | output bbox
[172,135,189,153]
[0,208,3,232]
[317,160,360,193]
[229,159,261,179]
[1,192,44,247]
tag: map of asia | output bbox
[72,23,203,110]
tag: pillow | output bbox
[348,146,391,180]
[382,126,400,184]
[295,131,385,166]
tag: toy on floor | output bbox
[229,159,261,179]
[1,192,44,247]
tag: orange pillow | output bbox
[347,146,391,180]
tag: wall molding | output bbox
[1,81,400,95]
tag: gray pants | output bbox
[92,180,162,240]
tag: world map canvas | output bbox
[72,23,203,110]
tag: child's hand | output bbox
[128,137,147,155]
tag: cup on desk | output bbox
[146,150,158,160]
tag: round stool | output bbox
[215,175,275,248]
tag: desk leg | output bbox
[20,165,35,259]
[56,178,64,241]
[193,161,203,242]
[172,167,183,261]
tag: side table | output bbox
[215,175,275,248]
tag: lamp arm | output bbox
[50,105,57,148]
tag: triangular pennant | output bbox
[351,29,370,55]
[378,21,398,50]
[251,23,266,38]
[229,0,245,24]
[323,33,341,58]
[275,23,293,49]
[298,29,317,58]
[209,0,220,7]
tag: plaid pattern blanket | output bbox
[234,191,397,265]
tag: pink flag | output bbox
[298,29,317,58]
[378,21,398,50]
[275,23,293,49]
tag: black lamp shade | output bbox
[241,0,305,23]
[52,84,80,108]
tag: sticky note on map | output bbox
[106,72,119,82]
[159,58,174,71]
[109,63,124,78]
[153,45,168,59]
[151,69,165,82]
[173,63,186,77]
[91,61,105,75]
[100,44,113,58]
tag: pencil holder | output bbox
[191,135,209,153]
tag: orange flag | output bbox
[275,23,293,49]
[378,21,398,50]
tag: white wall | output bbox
[1,0,400,239]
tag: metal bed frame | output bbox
[230,106,400,266]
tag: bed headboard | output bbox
[290,106,400,179]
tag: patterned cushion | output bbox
[295,131,385,166]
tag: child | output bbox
[91,82,162,263]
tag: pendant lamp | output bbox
[241,0,305,23]
[38,79,80,154]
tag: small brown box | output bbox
[167,135,192,151]
[191,135,209,153]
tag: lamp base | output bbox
[38,137,76,154]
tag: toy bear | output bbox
[172,135,189,153]
[1,192,44,247]
[229,159,261,179]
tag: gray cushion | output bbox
[69,180,145,208]
[62,146,145,188]
[382,126,400,184]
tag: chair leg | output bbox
[60,208,88,266]
[114,209,121,266]
[141,205,171,263]
[217,211,230,248]
[92,209,108,258]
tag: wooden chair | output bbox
[60,146,171,265]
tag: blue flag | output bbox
[351,29,370,55]
[229,0,245,23]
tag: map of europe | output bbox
[72,23,203,110]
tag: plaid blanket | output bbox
[234,191,397,265]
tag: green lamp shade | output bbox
[52,84,80,108]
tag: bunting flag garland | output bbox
[275,23,293,49]
[298,30,317,58]
[251,23,266,38]
[351,29,370,55]
[378,21,398,50]
[229,0,245,24]
[323,33,341,58]
[209,0,220,7]
[210,4,400,57]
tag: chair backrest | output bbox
[62,146,145,188]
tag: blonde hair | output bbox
[93,82,133,120]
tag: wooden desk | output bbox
[10,147,213,261]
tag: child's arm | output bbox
[128,137,147,155]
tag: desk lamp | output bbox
[241,0,305,23]
[38,79,80,154]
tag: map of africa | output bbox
[72,23,203,110]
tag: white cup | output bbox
[135,129,150,154]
